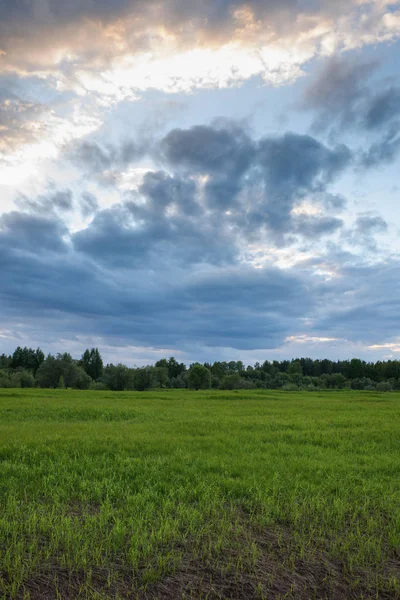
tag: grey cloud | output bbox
[343,214,388,252]
[161,122,255,209]
[161,123,254,175]
[361,123,400,167]
[71,123,349,258]
[353,215,388,234]
[258,133,350,190]
[323,193,347,211]
[256,133,351,233]
[80,193,99,218]
[0,215,316,350]
[0,117,374,357]
[293,215,344,238]
[72,170,237,268]
[16,189,74,215]
[0,192,398,357]
[313,261,400,344]
[67,139,146,180]
[139,171,201,216]
[160,125,350,237]
[302,55,400,166]
[365,87,400,130]
[74,128,350,270]
[301,56,377,132]
[0,212,69,254]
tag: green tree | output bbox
[219,373,255,390]
[188,363,211,390]
[81,348,103,381]
[288,360,303,376]
[75,369,92,390]
[36,355,61,388]
[102,364,134,391]
[10,346,44,375]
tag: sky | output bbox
[1,0,400,366]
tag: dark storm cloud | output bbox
[302,56,400,166]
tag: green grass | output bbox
[0,388,399,599]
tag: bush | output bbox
[92,381,108,391]
[304,384,321,392]
[282,383,299,391]
[0,372,11,388]
[169,375,187,389]
[376,381,392,392]
[219,373,255,390]
[10,373,22,388]
[75,368,92,390]
[351,377,375,390]
[18,371,35,388]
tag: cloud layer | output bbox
[0,1,399,362]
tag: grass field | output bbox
[0,388,399,599]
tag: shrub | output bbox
[10,373,22,388]
[92,381,108,391]
[169,375,187,389]
[305,384,321,392]
[376,381,392,392]
[282,383,299,391]
[19,371,35,388]
[75,369,92,390]
[219,373,255,390]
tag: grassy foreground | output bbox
[0,389,399,599]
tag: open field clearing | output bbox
[0,389,399,599]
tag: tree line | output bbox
[0,347,400,392]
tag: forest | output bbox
[0,346,399,392]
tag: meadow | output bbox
[0,388,399,599]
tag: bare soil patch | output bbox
[15,525,400,600]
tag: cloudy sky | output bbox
[1,0,400,365]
